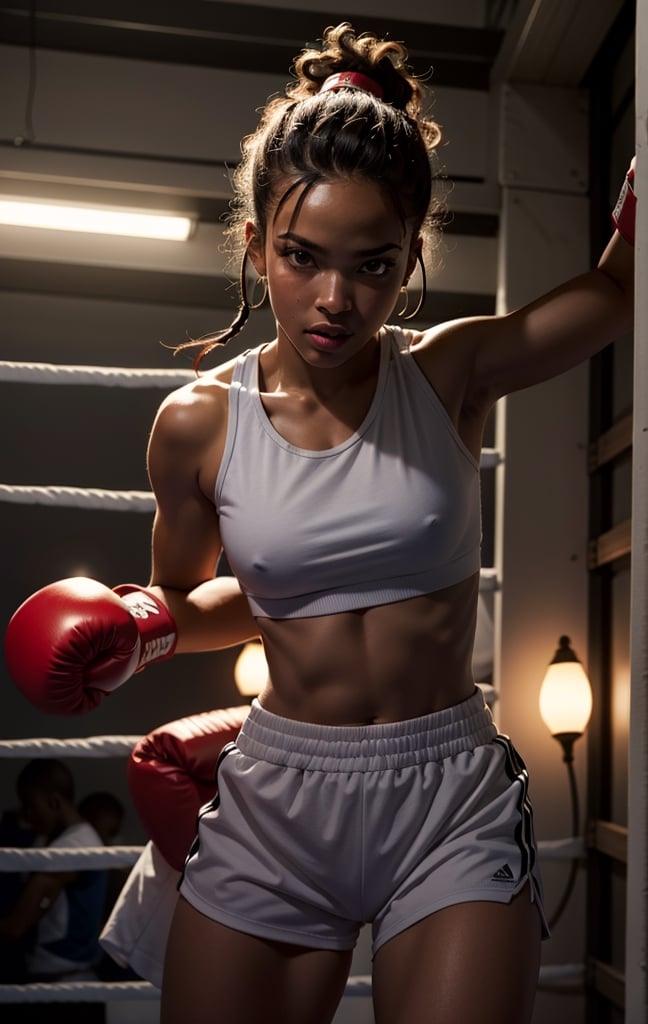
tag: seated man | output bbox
[0,758,107,1022]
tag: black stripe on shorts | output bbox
[492,735,536,883]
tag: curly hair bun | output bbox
[290,22,433,125]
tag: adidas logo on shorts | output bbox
[491,863,515,882]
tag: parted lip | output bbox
[306,323,352,337]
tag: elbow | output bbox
[596,264,634,337]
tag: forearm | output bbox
[148,576,259,654]
[0,874,68,939]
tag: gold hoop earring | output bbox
[398,253,427,321]
[396,286,409,317]
[249,275,268,310]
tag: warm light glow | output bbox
[539,660,593,736]
[234,641,268,697]
[0,199,193,240]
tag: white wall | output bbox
[495,83,591,1024]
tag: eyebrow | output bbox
[277,231,402,258]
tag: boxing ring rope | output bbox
[0,484,156,512]
[0,966,588,1004]
[0,846,143,872]
[0,733,586,1004]
[0,837,584,871]
[0,357,502,599]
[2,355,570,1008]
[0,357,502,463]
[0,359,194,388]
[0,736,141,757]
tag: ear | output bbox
[245,221,266,276]
[402,235,423,286]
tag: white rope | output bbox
[0,360,193,388]
[0,835,581,872]
[480,448,502,468]
[0,981,157,1003]
[537,837,585,860]
[478,567,499,591]
[1,480,502,518]
[0,735,142,757]
[0,481,501,585]
[1,465,501,512]
[0,964,583,1003]
[0,846,144,871]
[0,484,155,512]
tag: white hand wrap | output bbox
[612,159,636,245]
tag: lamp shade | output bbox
[234,640,268,697]
[538,636,593,736]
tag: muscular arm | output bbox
[471,228,634,403]
[146,381,258,654]
[413,224,633,436]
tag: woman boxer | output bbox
[6,22,635,1024]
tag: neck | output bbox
[265,331,382,401]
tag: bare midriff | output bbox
[255,572,480,725]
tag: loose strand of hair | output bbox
[170,250,252,372]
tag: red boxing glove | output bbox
[128,706,249,870]
[612,157,636,245]
[4,578,177,716]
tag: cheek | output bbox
[268,267,308,308]
[358,278,403,313]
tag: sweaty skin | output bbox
[148,177,633,727]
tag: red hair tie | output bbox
[320,71,384,100]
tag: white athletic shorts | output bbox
[100,840,179,988]
[180,687,549,954]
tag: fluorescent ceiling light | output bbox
[0,198,193,241]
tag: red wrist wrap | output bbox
[612,166,636,245]
[113,585,177,668]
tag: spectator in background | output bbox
[0,805,37,983]
[0,759,107,1022]
[78,791,125,847]
[78,788,140,986]
[79,790,127,929]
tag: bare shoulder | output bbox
[150,349,244,453]
[148,346,262,501]
[408,316,494,358]
[401,316,497,416]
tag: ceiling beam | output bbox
[491,0,627,85]
[0,0,503,89]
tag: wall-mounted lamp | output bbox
[234,640,268,699]
[0,197,194,241]
[539,635,593,764]
[538,635,593,931]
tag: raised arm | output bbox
[470,224,633,403]
[414,161,635,423]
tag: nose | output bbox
[316,270,352,315]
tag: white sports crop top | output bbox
[215,325,482,618]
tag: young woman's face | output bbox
[247,177,419,369]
